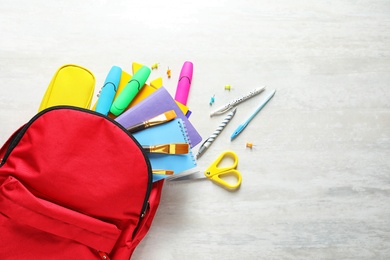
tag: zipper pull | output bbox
[141,201,150,218]
[97,251,110,260]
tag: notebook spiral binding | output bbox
[177,119,196,166]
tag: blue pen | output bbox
[96,66,122,115]
[230,89,276,140]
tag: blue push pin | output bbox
[209,95,215,106]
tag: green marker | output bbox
[110,66,151,116]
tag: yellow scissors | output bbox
[169,150,242,190]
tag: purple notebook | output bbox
[115,87,202,148]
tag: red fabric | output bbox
[0,125,23,162]
[128,180,164,255]
[0,107,161,259]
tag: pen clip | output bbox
[210,105,233,117]
[199,137,212,148]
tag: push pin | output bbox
[209,95,215,106]
[151,63,159,70]
[224,84,231,91]
[246,142,254,149]
[167,67,171,78]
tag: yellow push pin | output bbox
[151,63,159,70]
[246,142,254,149]
[224,84,231,91]
[167,67,171,78]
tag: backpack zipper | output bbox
[0,125,29,167]
[0,106,153,227]
[97,250,110,259]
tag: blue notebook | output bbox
[133,118,197,182]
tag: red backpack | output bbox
[0,106,163,259]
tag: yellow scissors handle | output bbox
[204,150,242,190]
[208,169,242,190]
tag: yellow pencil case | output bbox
[38,64,95,112]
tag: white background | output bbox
[1,1,389,259]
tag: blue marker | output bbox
[230,89,276,140]
[95,66,122,115]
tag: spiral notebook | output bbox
[133,118,197,182]
[115,87,202,148]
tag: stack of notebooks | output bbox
[115,87,202,182]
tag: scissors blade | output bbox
[168,170,205,182]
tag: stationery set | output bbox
[116,86,200,182]
[0,60,276,258]
[108,62,200,182]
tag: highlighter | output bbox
[174,61,193,105]
[110,65,151,116]
[95,66,122,115]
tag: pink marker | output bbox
[174,61,193,105]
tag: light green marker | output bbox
[110,66,151,116]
